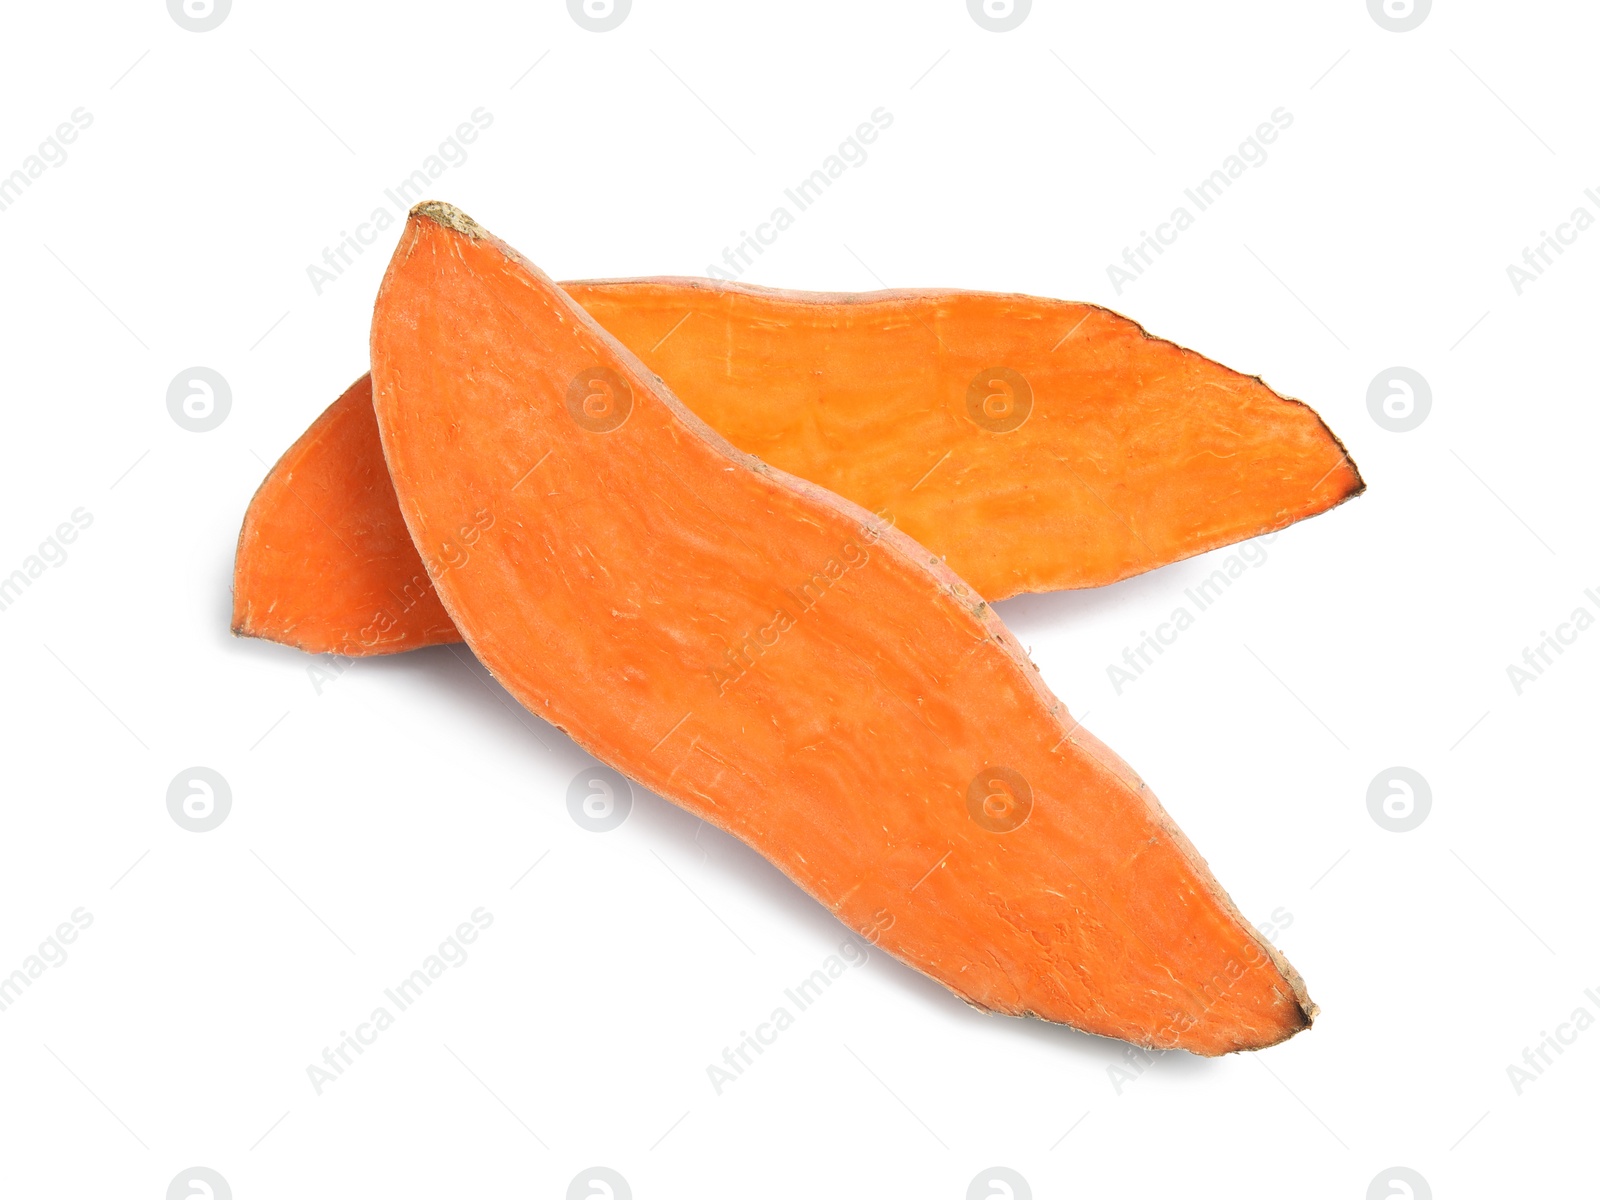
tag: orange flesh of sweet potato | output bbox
[232,374,457,655]
[367,203,1316,1055]
[233,281,1360,656]
[582,279,1361,598]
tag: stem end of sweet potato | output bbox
[410,200,488,240]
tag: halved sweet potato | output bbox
[234,280,1360,656]
[367,202,1316,1054]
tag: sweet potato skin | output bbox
[368,204,1315,1055]
[234,280,1360,657]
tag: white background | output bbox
[0,1,1594,1197]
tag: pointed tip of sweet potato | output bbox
[1270,379,1367,506]
[1081,300,1368,547]
[409,199,489,240]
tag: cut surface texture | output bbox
[234,280,1360,656]
[232,374,456,655]
[578,279,1360,599]
[367,203,1316,1055]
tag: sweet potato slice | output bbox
[232,374,457,655]
[234,280,1360,656]
[368,202,1315,1055]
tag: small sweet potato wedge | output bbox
[232,374,457,655]
[367,202,1316,1054]
[234,281,1359,656]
